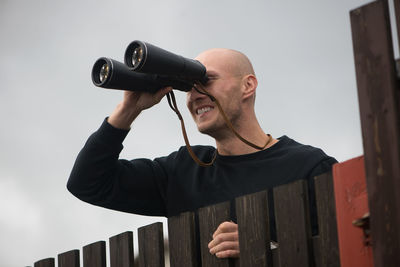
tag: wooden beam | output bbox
[314,171,340,267]
[34,258,55,267]
[351,1,400,266]
[83,241,106,267]
[58,250,80,267]
[109,231,134,267]
[332,157,373,267]
[273,180,313,267]
[198,201,232,267]
[168,212,199,267]
[138,222,165,267]
[236,190,271,267]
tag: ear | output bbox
[241,74,258,101]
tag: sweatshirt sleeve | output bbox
[67,118,168,216]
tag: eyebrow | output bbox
[206,71,218,78]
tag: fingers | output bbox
[209,235,239,257]
[208,221,240,259]
[154,86,172,103]
[123,86,172,111]
[109,86,172,130]
[208,231,238,249]
[212,221,238,238]
[215,249,240,258]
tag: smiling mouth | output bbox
[196,106,214,115]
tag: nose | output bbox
[187,84,208,103]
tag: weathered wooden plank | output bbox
[271,247,279,267]
[34,258,55,267]
[332,156,373,267]
[198,201,232,267]
[236,190,271,267]
[138,222,165,267]
[109,231,134,267]
[58,249,80,267]
[314,171,340,267]
[312,236,321,267]
[351,1,400,266]
[273,180,312,267]
[83,241,106,267]
[168,211,198,267]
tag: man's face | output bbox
[186,50,244,137]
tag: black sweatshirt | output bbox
[67,119,337,239]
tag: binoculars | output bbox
[91,41,209,93]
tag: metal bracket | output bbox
[352,212,371,246]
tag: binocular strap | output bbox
[166,89,272,167]
[166,91,217,167]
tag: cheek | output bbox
[224,86,243,112]
[186,93,191,110]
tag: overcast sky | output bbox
[1,0,394,266]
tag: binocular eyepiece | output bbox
[91,40,209,93]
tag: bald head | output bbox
[195,48,255,78]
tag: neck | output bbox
[214,120,277,156]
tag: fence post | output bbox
[198,201,233,267]
[138,222,165,267]
[350,1,400,266]
[273,180,313,267]
[34,258,55,267]
[83,241,106,267]
[332,156,373,267]
[168,211,199,267]
[58,249,80,267]
[314,171,340,267]
[109,231,134,267]
[236,190,271,267]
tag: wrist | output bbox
[108,103,141,130]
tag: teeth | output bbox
[196,106,213,115]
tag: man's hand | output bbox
[208,221,240,258]
[108,87,172,130]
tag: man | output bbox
[68,48,337,258]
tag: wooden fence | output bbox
[350,0,400,266]
[33,0,400,266]
[33,171,339,267]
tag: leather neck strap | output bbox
[166,88,272,167]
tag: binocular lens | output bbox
[99,63,110,83]
[132,46,143,68]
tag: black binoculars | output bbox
[91,41,209,93]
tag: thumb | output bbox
[155,86,173,103]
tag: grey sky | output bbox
[0,0,382,266]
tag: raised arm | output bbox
[67,87,172,216]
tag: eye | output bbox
[205,76,217,84]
